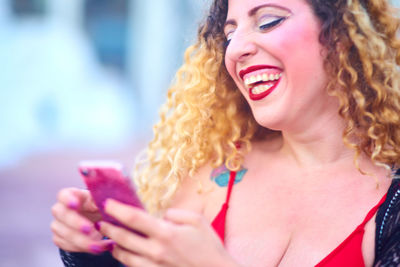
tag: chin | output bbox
[251,112,285,132]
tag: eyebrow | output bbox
[224,3,291,30]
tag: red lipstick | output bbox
[239,65,282,80]
[249,78,281,101]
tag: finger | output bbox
[163,208,206,226]
[57,187,97,211]
[51,220,111,254]
[51,202,98,236]
[79,191,99,213]
[51,219,101,245]
[163,209,221,244]
[104,199,164,237]
[51,218,102,242]
[53,233,82,252]
[112,245,163,267]
[99,221,154,257]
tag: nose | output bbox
[225,31,258,62]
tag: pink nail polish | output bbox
[94,221,101,231]
[102,199,109,209]
[89,244,104,254]
[67,201,78,210]
[106,241,116,252]
[81,225,91,235]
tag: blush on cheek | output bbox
[278,25,320,52]
[277,25,324,75]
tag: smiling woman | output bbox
[224,1,330,130]
[52,0,400,266]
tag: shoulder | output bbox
[374,178,400,266]
[167,164,215,212]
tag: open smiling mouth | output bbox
[244,72,282,101]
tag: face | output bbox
[224,0,334,132]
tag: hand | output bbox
[50,187,114,254]
[99,199,240,267]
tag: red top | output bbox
[211,171,388,267]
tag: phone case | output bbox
[78,161,145,235]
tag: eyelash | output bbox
[224,38,231,48]
[224,16,287,47]
[259,17,286,31]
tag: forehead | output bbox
[226,0,308,17]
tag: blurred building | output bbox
[10,0,46,16]
[1,1,207,267]
[83,0,129,73]
[0,0,207,169]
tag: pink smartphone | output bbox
[78,161,145,235]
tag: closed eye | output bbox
[224,15,288,48]
[224,38,232,47]
[259,16,286,31]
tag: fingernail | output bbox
[94,221,101,231]
[80,225,91,235]
[67,201,78,210]
[105,240,116,252]
[90,244,104,254]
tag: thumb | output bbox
[80,190,99,212]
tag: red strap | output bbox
[315,192,388,267]
[211,171,237,243]
[226,171,237,203]
[358,192,387,228]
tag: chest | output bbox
[204,174,383,267]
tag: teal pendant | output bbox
[211,165,247,187]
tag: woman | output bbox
[51,0,400,266]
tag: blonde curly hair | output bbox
[134,0,400,214]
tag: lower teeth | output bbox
[252,85,272,94]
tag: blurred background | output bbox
[1,0,399,266]
[0,0,208,266]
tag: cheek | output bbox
[224,56,234,77]
[224,57,240,85]
[273,24,321,57]
[270,25,325,79]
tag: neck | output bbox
[276,124,389,191]
[278,114,391,182]
[257,93,391,181]
[280,113,352,168]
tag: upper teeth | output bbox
[244,73,282,87]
